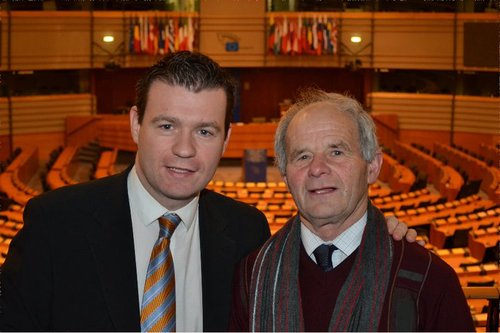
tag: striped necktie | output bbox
[141,213,181,332]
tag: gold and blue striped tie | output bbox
[141,213,181,332]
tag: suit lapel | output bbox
[84,170,141,331]
[198,190,237,331]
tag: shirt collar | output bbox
[128,165,199,229]
[301,212,367,258]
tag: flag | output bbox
[306,19,313,54]
[187,17,194,51]
[168,19,175,53]
[312,18,318,52]
[297,17,302,54]
[148,18,155,55]
[316,18,323,55]
[331,18,338,54]
[141,17,147,53]
[291,19,299,55]
[281,17,288,54]
[268,16,275,53]
[286,18,292,54]
[179,24,185,50]
[158,20,165,54]
[174,18,179,51]
[274,22,281,55]
[128,18,134,53]
[134,19,141,54]
[152,17,159,55]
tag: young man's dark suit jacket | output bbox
[0,167,271,331]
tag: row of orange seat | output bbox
[0,209,24,265]
[94,148,119,179]
[468,226,499,263]
[430,210,499,249]
[97,118,137,152]
[379,153,415,193]
[479,143,498,166]
[395,141,464,201]
[0,148,40,206]
[374,191,442,212]
[386,195,495,227]
[434,142,499,201]
[46,146,79,190]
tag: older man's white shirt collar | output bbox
[301,212,368,267]
[128,165,199,227]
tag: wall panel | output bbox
[369,92,452,131]
[0,98,9,136]
[200,0,265,67]
[454,96,498,134]
[1,94,95,160]
[369,92,499,150]
[13,132,65,163]
[373,14,454,70]
[455,14,499,71]
[92,13,125,69]
[8,11,91,70]
[340,15,373,68]
[0,11,497,70]
[0,12,8,71]
[9,94,94,134]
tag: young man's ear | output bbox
[130,106,140,145]
[222,125,232,154]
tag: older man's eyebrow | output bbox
[329,141,351,151]
[288,148,307,160]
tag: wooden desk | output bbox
[468,227,500,261]
[380,153,415,193]
[434,142,499,202]
[395,142,464,201]
[47,146,78,190]
[0,147,39,205]
[430,218,499,250]
[223,123,277,158]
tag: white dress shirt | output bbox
[301,212,367,268]
[128,166,203,331]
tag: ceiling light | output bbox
[350,36,362,43]
[103,35,115,43]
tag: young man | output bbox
[230,89,474,332]
[1,53,415,332]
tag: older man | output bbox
[230,89,474,332]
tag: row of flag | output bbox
[128,16,198,55]
[268,16,339,56]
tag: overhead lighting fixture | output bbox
[103,35,115,43]
[16,70,34,75]
[350,36,362,43]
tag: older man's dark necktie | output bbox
[313,244,337,272]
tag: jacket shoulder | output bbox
[393,240,458,285]
[200,189,271,244]
[201,189,267,219]
[26,171,127,213]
